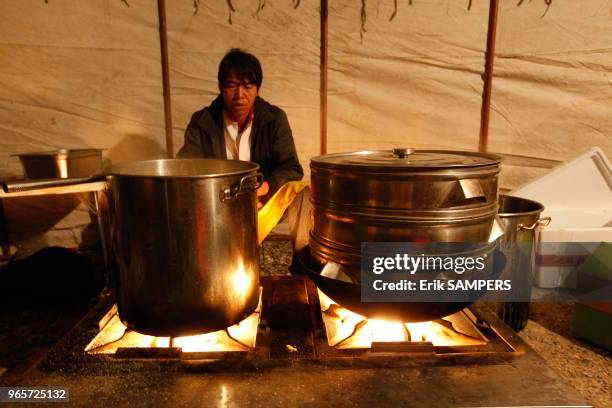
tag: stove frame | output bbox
[40,276,528,374]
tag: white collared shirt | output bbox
[224,112,253,161]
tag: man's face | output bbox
[221,70,258,121]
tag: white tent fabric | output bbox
[166,0,320,173]
[491,0,612,189]
[0,0,165,254]
[0,0,166,178]
[327,1,489,153]
[0,0,610,252]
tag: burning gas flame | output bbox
[57,157,68,178]
[318,289,485,349]
[232,260,252,301]
[172,333,219,352]
[367,319,411,342]
[85,289,262,355]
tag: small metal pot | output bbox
[108,159,262,336]
[495,195,550,331]
[15,149,103,179]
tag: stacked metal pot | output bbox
[309,148,503,273]
[293,148,506,321]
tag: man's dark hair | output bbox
[218,48,263,90]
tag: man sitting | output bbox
[177,48,304,207]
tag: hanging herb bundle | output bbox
[172,0,552,33]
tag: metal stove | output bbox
[84,289,262,358]
[41,276,522,369]
[17,276,586,407]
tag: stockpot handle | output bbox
[518,216,551,231]
[221,173,263,202]
[2,174,108,193]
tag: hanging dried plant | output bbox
[360,0,367,40]
[256,0,266,19]
[517,0,553,17]
[467,0,473,10]
[293,0,301,9]
[226,0,235,24]
[193,0,200,15]
[541,0,552,17]
[121,0,130,7]
[389,0,397,21]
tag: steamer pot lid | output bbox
[311,148,502,170]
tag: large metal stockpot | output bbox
[108,159,262,337]
[309,148,503,272]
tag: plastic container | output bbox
[511,147,612,289]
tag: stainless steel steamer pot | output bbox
[108,159,262,336]
[309,148,503,274]
[299,148,505,321]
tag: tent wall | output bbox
[1,0,610,181]
[165,0,321,175]
[0,0,166,178]
[0,0,165,254]
[0,0,610,253]
[491,0,612,189]
[327,1,489,154]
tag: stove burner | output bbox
[85,288,262,356]
[318,290,487,349]
[40,277,522,375]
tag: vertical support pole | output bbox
[158,0,174,158]
[93,191,109,273]
[478,0,500,153]
[0,199,11,258]
[320,0,328,155]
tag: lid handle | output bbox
[392,148,414,159]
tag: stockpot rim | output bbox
[497,194,545,218]
[105,158,259,179]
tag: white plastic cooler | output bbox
[510,147,612,289]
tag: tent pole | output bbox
[320,0,328,155]
[157,0,174,158]
[478,0,500,153]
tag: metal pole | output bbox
[478,0,500,153]
[93,191,109,274]
[320,0,328,155]
[0,199,11,258]
[157,0,174,158]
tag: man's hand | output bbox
[257,181,270,197]
[256,181,269,209]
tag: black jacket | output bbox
[177,95,304,197]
